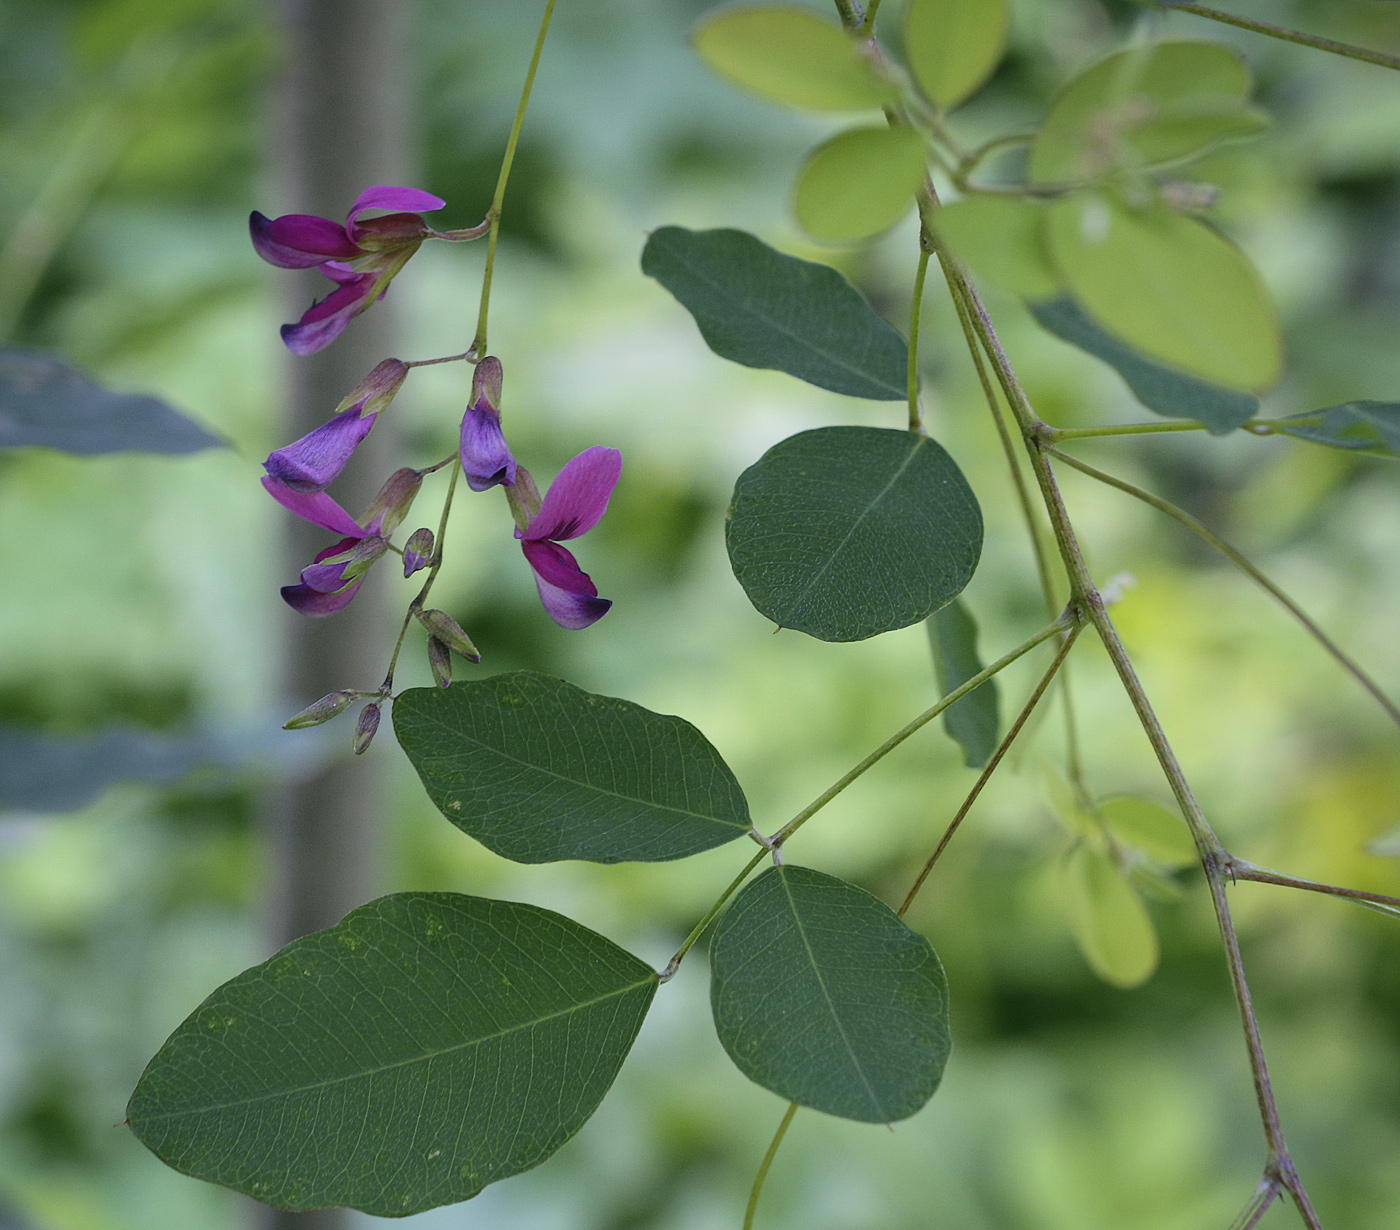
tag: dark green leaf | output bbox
[128,893,657,1216]
[393,672,751,864]
[1269,401,1400,458]
[926,599,999,768]
[710,866,950,1122]
[726,427,983,642]
[0,349,223,455]
[641,227,908,400]
[1029,296,1257,433]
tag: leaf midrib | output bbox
[133,975,656,1123]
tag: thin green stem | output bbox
[1157,2,1400,73]
[660,848,768,982]
[857,0,883,37]
[900,624,1083,915]
[383,463,460,690]
[1046,444,1400,731]
[743,1103,799,1230]
[770,617,1071,848]
[1225,859,1400,912]
[834,0,862,31]
[907,245,931,433]
[1229,1178,1280,1230]
[1048,420,1210,441]
[470,0,556,356]
[956,130,1036,180]
[404,351,474,369]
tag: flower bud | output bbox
[404,527,434,577]
[505,466,542,533]
[336,358,410,418]
[427,636,452,689]
[470,356,503,413]
[283,690,358,729]
[362,467,423,536]
[353,702,381,755]
[417,608,481,662]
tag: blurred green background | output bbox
[2,0,1399,1226]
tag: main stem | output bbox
[470,0,556,356]
[929,230,1323,1227]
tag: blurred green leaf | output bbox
[926,599,999,768]
[1062,846,1159,988]
[935,195,1060,299]
[902,0,1010,110]
[691,4,893,111]
[641,226,908,399]
[710,866,950,1122]
[726,427,983,642]
[393,673,751,864]
[1047,194,1282,391]
[1030,40,1258,184]
[0,349,222,455]
[1028,296,1258,432]
[793,126,925,243]
[1270,401,1400,458]
[1098,795,1197,869]
[1369,824,1400,857]
[128,893,657,1216]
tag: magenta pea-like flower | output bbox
[250,186,446,354]
[265,467,422,617]
[509,447,621,630]
[263,359,409,494]
[458,356,517,492]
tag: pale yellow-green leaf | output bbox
[903,0,1010,111]
[1098,795,1198,869]
[1031,41,1258,184]
[1047,193,1282,391]
[794,126,927,243]
[1063,846,1159,988]
[935,195,1060,299]
[693,5,894,112]
[1042,766,1096,840]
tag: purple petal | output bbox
[280,276,377,355]
[251,212,329,269]
[532,573,612,630]
[458,405,517,492]
[261,477,365,537]
[522,539,597,594]
[347,185,446,225]
[404,547,429,577]
[522,447,622,543]
[264,407,377,494]
[299,536,365,592]
[259,212,361,263]
[281,579,364,617]
[320,260,366,284]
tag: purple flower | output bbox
[512,447,621,630]
[458,357,517,492]
[250,186,446,354]
[264,467,421,617]
[263,360,409,494]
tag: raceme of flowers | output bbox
[254,186,621,726]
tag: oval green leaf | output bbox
[1062,846,1159,988]
[726,426,983,642]
[692,4,893,111]
[1098,795,1197,869]
[793,126,926,243]
[1031,41,1258,184]
[0,348,223,455]
[642,226,909,400]
[903,0,1010,110]
[934,195,1060,300]
[128,893,657,1216]
[926,598,999,768]
[1047,194,1282,391]
[1028,296,1258,433]
[710,866,950,1122]
[393,673,751,864]
[1271,401,1400,458]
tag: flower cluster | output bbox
[254,185,621,719]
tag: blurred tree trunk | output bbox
[262,2,413,1227]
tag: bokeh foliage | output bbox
[1,0,1399,1226]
